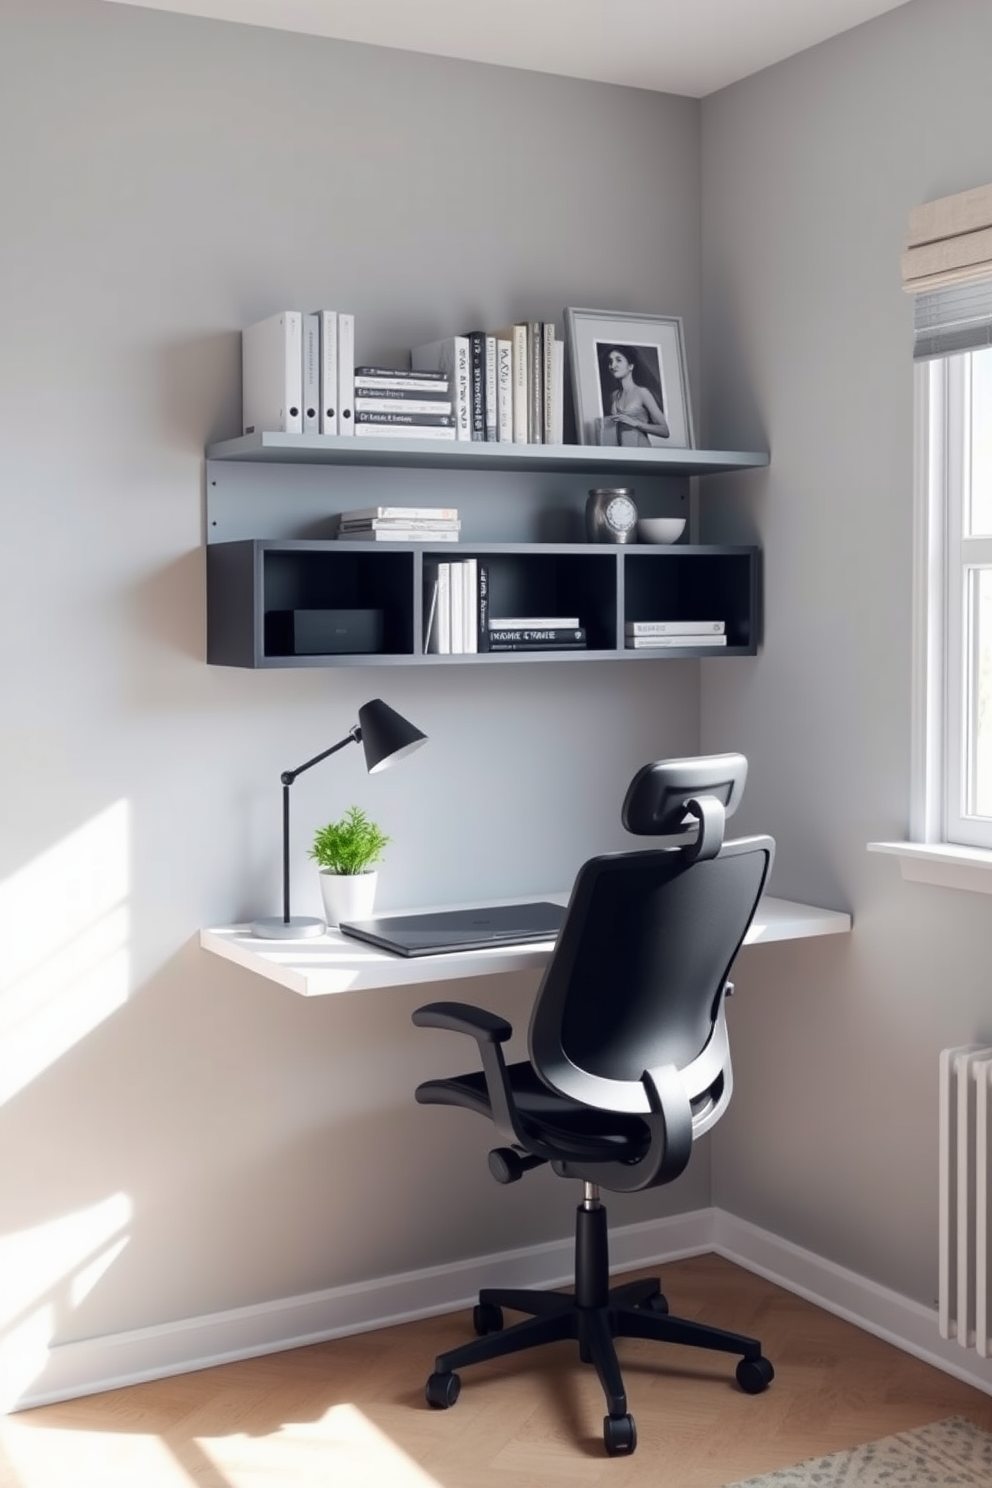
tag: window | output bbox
[921,347,992,849]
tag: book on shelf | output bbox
[337,311,355,435]
[338,505,459,521]
[355,365,446,383]
[477,561,490,651]
[489,639,587,652]
[625,620,726,636]
[494,324,529,443]
[496,338,513,442]
[467,332,485,441]
[463,557,478,653]
[527,321,543,443]
[625,634,728,648]
[542,322,556,445]
[354,410,456,427]
[409,336,471,441]
[552,338,565,444]
[353,424,457,440]
[302,311,320,433]
[423,567,440,653]
[339,527,460,542]
[437,562,452,654]
[318,309,338,435]
[484,334,498,442]
[354,394,452,414]
[488,616,580,629]
[338,517,460,533]
[241,311,303,435]
[449,557,465,653]
[489,626,586,644]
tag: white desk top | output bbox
[200,894,851,999]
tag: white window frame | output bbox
[870,352,992,890]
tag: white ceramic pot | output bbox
[318,869,378,927]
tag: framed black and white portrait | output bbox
[563,308,694,450]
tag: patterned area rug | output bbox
[724,1417,992,1487]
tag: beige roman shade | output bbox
[903,182,992,361]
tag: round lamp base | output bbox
[250,915,326,940]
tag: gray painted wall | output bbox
[701,0,992,1305]
[0,0,713,1361]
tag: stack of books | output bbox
[625,620,727,649]
[354,366,456,441]
[487,617,587,653]
[412,323,564,445]
[337,506,460,543]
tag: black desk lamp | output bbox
[250,698,427,940]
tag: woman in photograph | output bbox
[602,345,670,445]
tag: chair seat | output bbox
[416,1062,653,1163]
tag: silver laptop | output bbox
[338,900,565,958]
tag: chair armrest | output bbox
[412,1001,512,1043]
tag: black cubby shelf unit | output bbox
[206,539,760,668]
[203,433,767,668]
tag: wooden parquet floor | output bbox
[3,1255,992,1488]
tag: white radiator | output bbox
[939,1044,992,1353]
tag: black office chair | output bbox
[412,754,775,1457]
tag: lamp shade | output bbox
[358,698,427,773]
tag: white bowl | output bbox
[637,517,686,545]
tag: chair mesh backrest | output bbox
[528,837,772,1091]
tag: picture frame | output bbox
[563,307,694,450]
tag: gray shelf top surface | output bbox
[206,432,769,477]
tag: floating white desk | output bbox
[200,894,851,999]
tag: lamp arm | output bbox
[280,727,361,786]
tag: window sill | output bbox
[867,840,992,894]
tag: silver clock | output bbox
[586,487,638,544]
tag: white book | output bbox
[337,311,355,436]
[339,505,459,521]
[437,562,452,654]
[484,335,498,442]
[552,339,565,445]
[355,373,449,392]
[625,620,726,636]
[318,309,338,435]
[488,616,580,629]
[496,340,513,442]
[354,397,453,416]
[463,557,478,652]
[242,311,303,435]
[625,635,728,648]
[542,323,555,445]
[353,424,457,441]
[449,559,465,653]
[410,337,471,441]
[424,567,440,653]
[302,311,320,433]
[339,517,461,532]
[339,528,460,542]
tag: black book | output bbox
[489,626,586,644]
[355,411,455,427]
[488,639,588,652]
[477,561,490,652]
[467,331,485,441]
[353,386,452,403]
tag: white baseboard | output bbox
[9,1206,992,1412]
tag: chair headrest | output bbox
[621,753,748,861]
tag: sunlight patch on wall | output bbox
[196,1402,444,1486]
[0,1194,131,1412]
[0,801,130,1105]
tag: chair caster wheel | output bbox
[736,1355,775,1394]
[604,1413,637,1456]
[642,1292,669,1315]
[425,1371,461,1409]
[473,1302,504,1335]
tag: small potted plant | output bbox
[310,804,390,927]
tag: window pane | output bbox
[969,567,992,817]
[968,347,992,535]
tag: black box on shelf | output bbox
[265,608,385,655]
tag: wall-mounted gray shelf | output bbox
[205,431,770,478]
[207,538,761,668]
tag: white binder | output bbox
[241,311,303,435]
[302,312,320,433]
[337,311,355,436]
[318,310,338,435]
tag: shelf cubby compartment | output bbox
[623,548,760,655]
